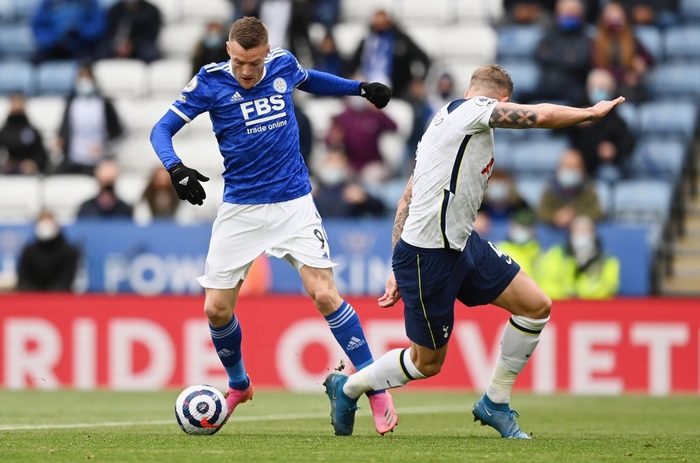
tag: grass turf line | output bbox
[1,390,699,462]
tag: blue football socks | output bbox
[325,301,383,397]
[210,315,249,390]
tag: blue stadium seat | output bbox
[613,179,673,223]
[679,0,700,21]
[13,0,41,19]
[515,177,548,209]
[0,0,16,23]
[511,137,570,177]
[501,61,540,101]
[494,127,527,144]
[664,25,700,62]
[616,103,639,135]
[638,100,697,143]
[635,26,663,62]
[36,60,79,95]
[0,24,36,58]
[496,25,545,61]
[494,139,516,172]
[646,63,700,100]
[628,138,686,182]
[0,60,35,95]
[98,0,121,8]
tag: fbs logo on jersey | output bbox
[230,92,243,102]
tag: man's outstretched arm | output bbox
[488,97,626,129]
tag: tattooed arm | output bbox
[488,97,626,129]
[378,175,413,308]
[391,175,413,249]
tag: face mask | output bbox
[557,14,582,31]
[318,167,349,186]
[35,219,59,242]
[509,225,533,245]
[75,78,96,97]
[346,96,369,112]
[557,168,583,188]
[604,19,625,33]
[588,87,611,103]
[571,234,595,252]
[204,34,221,49]
[486,180,510,202]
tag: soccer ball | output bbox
[174,384,229,435]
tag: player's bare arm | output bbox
[379,176,413,308]
[391,175,414,249]
[489,97,626,129]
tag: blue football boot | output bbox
[323,372,359,436]
[472,394,531,439]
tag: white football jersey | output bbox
[401,96,498,251]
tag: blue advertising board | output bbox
[0,219,651,295]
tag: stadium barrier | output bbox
[0,294,697,395]
[0,219,651,295]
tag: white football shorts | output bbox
[196,193,335,289]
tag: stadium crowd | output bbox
[0,0,699,300]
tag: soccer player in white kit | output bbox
[150,17,398,435]
[324,65,625,438]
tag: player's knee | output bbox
[414,357,444,378]
[532,292,552,319]
[309,286,341,315]
[203,299,233,326]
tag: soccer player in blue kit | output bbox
[150,17,397,435]
[324,65,625,438]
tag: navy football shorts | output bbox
[393,231,520,350]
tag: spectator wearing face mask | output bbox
[536,148,604,228]
[312,149,386,218]
[77,159,133,219]
[495,209,543,278]
[427,72,457,117]
[133,165,181,224]
[312,31,345,77]
[191,21,230,76]
[348,9,431,99]
[0,94,49,175]
[530,0,592,104]
[537,215,620,299]
[17,211,81,292]
[592,1,654,103]
[560,68,635,183]
[325,93,397,185]
[56,65,124,176]
[481,170,530,221]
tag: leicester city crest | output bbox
[273,77,287,93]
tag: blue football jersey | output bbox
[169,48,311,204]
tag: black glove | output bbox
[168,163,209,206]
[360,82,392,109]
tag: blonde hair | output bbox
[228,17,268,49]
[469,64,514,97]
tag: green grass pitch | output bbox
[1,389,699,462]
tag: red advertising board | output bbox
[0,295,698,395]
